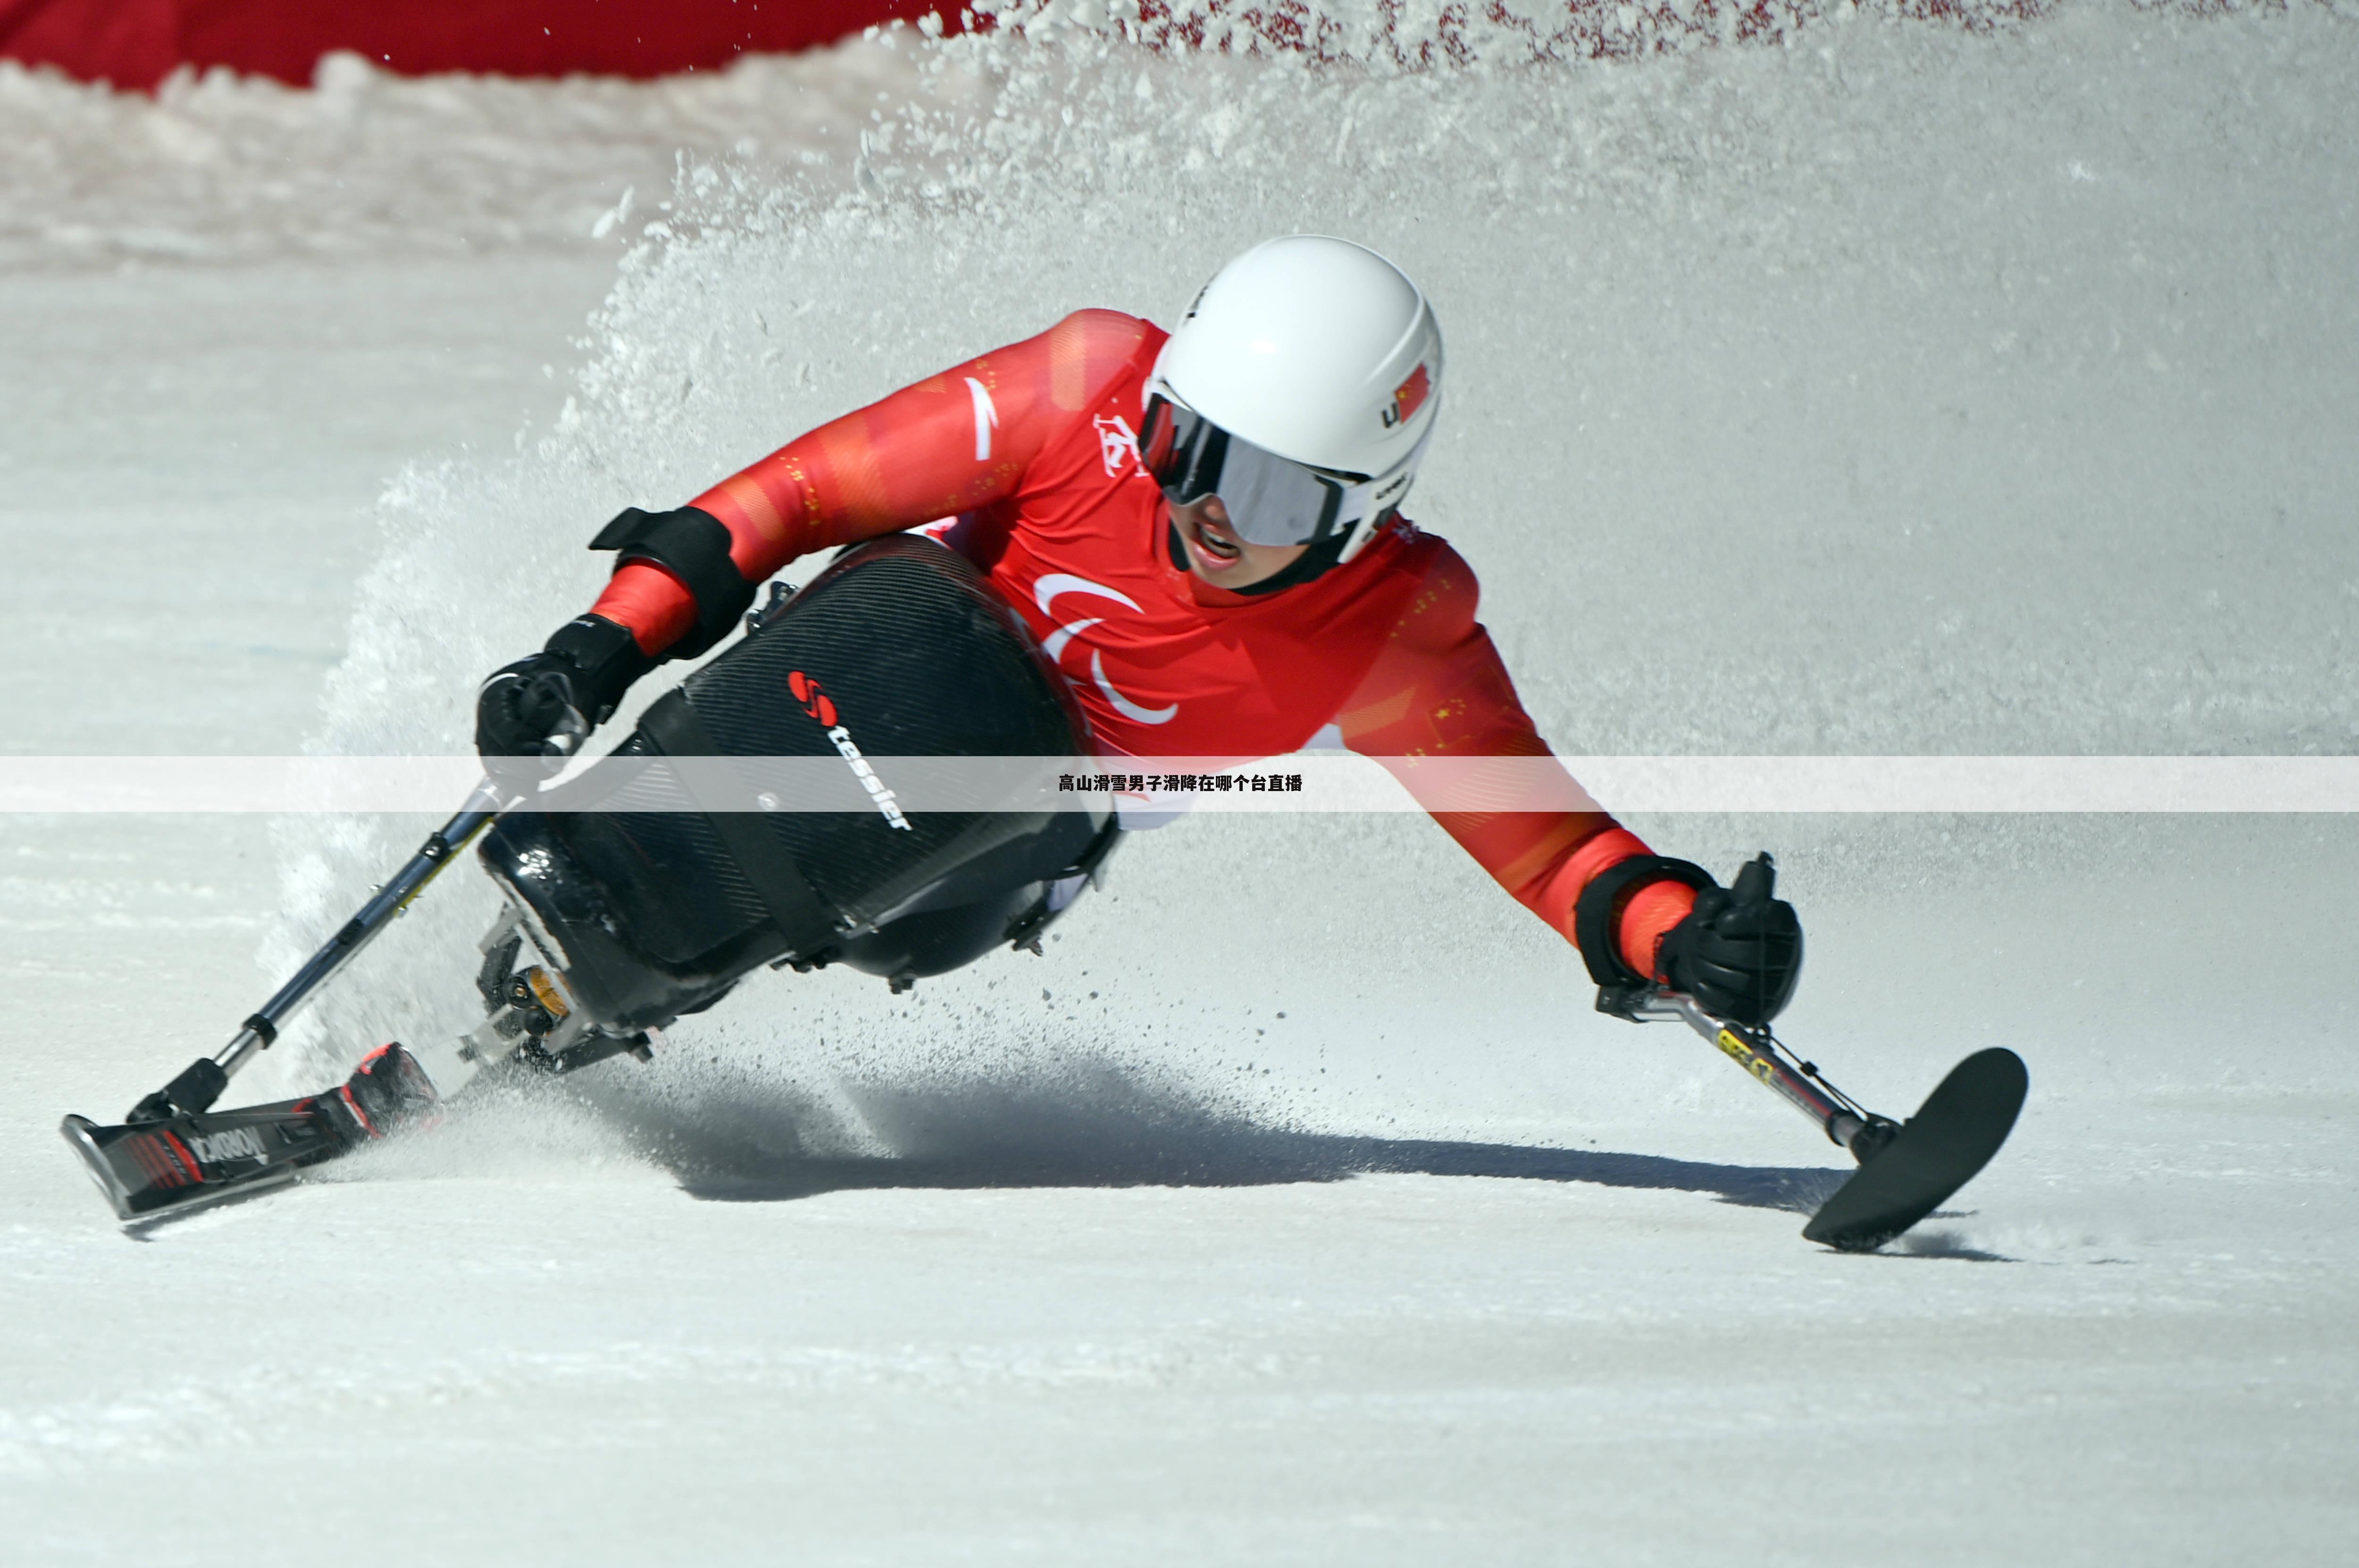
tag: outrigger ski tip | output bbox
[1609,985,2028,1252]
[1802,1046,2028,1252]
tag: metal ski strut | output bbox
[1628,991,1895,1158]
[126,778,514,1125]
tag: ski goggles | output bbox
[1140,393,1388,549]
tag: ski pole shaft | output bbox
[133,777,515,1121]
[1629,990,1873,1151]
[217,778,510,1071]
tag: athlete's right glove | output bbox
[1576,851,1804,1026]
[474,614,653,784]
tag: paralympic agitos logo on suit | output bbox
[788,670,912,832]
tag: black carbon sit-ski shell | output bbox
[480,536,1109,1032]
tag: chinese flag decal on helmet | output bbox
[1385,364,1432,430]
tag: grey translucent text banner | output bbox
[0,755,2352,813]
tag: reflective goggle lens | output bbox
[1142,394,1364,549]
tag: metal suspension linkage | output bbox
[1626,989,1899,1164]
[126,777,515,1124]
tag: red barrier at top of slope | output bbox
[0,0,954,92]
[0,0,177,88]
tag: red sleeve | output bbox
[591,309,1157,655]
[1335,543,1695,978]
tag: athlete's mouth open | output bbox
[1169,495,1306,590]
[1189,522,1242,563]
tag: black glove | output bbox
[476,615,653,783]
[1656,853,1804,1026]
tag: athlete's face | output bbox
[1170,496,1307,590]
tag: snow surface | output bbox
[4,5,2357,1561]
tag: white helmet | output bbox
[1143,235,1443,569]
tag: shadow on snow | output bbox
[681,1136,1850,1215]
[544,1058,1856,1218]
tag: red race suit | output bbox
[587,310,1696,979]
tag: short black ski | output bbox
[1620,987,2029,1251]
[61,1043,438,1224]
[1801,1046,2027,1251]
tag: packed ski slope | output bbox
[3,4,2356,1561]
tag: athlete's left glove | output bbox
[1655,854,1803,1026]
[1575,851,1803,1026]
[475,614,654,784]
